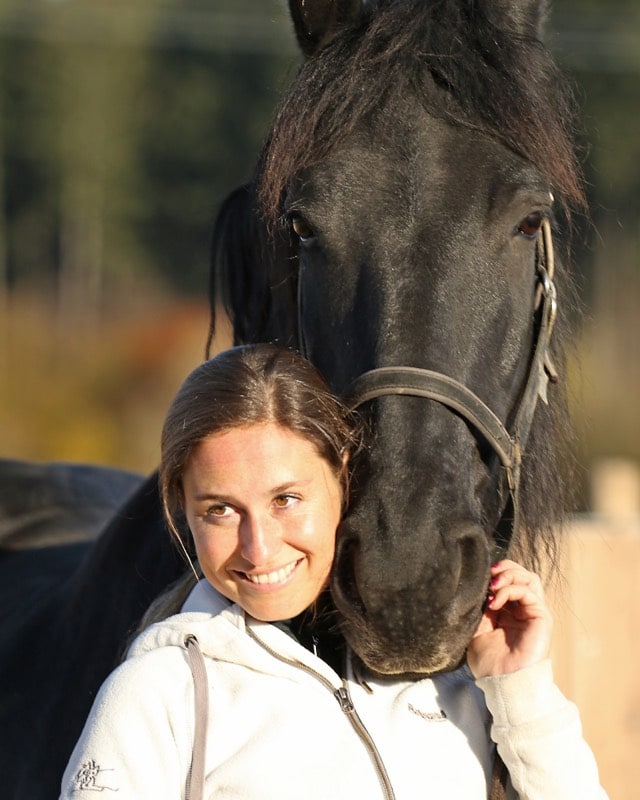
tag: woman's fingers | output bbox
[468,560,553,677]
[489,561,543,596]
[486,582,546,616]
[486,560,551,620]
[490,560,542,589]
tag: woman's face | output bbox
[182,422,343,621]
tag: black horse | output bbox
[0,1,585,797]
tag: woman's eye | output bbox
[206,504,231,518]
[273,494,298,509]
[290,214,316,243]
[517,212,544,239]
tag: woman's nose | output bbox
[239,514,281,565]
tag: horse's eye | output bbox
[290,214,316,243]
[517,212,543,239]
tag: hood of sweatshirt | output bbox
[126,579,343,687]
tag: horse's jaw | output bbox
[331,516,492,677]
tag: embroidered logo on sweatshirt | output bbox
[72,759,119,793]
[408,703,447,722]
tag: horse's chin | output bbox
[330,552,485,677]
[336,612,478,678]
[354,650,466,680]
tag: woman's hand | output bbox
[466,560,553,679]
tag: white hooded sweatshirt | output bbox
[60,580,607,800]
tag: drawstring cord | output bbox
[184,635,209,800]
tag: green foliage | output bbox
[132,44,293,292]
[548,2,640,239]
[0,0,296,299]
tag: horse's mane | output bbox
[259,0,585,223]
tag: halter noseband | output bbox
[342,218,558,552]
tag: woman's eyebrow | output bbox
[191,491,233,503]
[270,478,312,494]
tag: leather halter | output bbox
[342,218,558,549]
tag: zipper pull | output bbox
[334,685,355,713]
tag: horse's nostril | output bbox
[450,527,491,615]
[460,533,487,571]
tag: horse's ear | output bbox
[288,0,364,58]
[489,0,548,38]
[209,183,299,348]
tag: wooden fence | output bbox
[549,459,640,800]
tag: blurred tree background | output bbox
[0,0,638,502]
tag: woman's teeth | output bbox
[244,561,299,585]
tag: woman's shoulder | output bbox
[124,580,242,665]
[87,635,194,726]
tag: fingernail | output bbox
[490,576,500,587]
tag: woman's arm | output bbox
[476,660,607,800]
[59,653,190,800]
[467,561,608,800]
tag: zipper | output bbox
[333,685,396,800]
[246,625,396,800]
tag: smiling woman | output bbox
[158,340,355,586]
[59,343,607,800]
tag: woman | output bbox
[60,344,606,800]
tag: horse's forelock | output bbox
[259,0,585,227]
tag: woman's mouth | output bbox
[238,559,302,586]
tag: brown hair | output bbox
[159,343,360,559]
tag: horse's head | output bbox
[211,0,585,676]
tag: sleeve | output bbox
[476,660,609,800]
[59,651,192,800]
